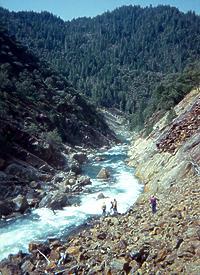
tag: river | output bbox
[0,143,142,261]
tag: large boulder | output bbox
[12,195,29,213]
[97,167,110,179]
[38,191,71,210]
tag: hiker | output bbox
[149,195,159,214]
[110,200,114,214]
[113,198,118,215]
[102,202,106,216]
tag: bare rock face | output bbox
[156,92,200,154]
[96,167,110,179]
[128,89,200,194]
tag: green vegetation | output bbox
[0,28,116,154]
[0,5,200,129]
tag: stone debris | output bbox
[157,100,200,153]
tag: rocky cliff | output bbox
[0,90,199,273]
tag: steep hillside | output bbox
[0,89,199,273]
[0,6,200,129]
[0,28,117,216]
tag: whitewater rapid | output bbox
[0,144,142,260]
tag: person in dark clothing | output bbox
[113,198,118,214]
[102,202,106,216]
[110,201,114,214]
[149,195,159,213]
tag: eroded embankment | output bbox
[0,90,199,274]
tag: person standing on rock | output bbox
[102,202,106,216]
[113,198,118,215]
[110,200,114,214]
[149,195,159,214]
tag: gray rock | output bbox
[77,176,91,186]
[12,195,29,213]
[109,259,127,272]
[177,241,195,257]
[21,260,34,273]
[39,191,71,210]
[97,193,106,199]
[96,167,110,179]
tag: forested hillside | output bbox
[0,5,200,129]
[0,27,116,163]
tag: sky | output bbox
[0,0,199,21]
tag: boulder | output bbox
[68,178,76,186]
[49,250,60,261]
[97,193,106,200]
[12,195,29,213]
[109,258,129,273]
[21,260,34,274]
[96,168,110,179]
[72,153,87,164]
[76,176,91,186]
[177,241,195,257]
[38,191,71,210]
[66,246,80,255]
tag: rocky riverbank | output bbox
[0,89,199,274]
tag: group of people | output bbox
[102,198,118,216]
[101,195,158,216]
